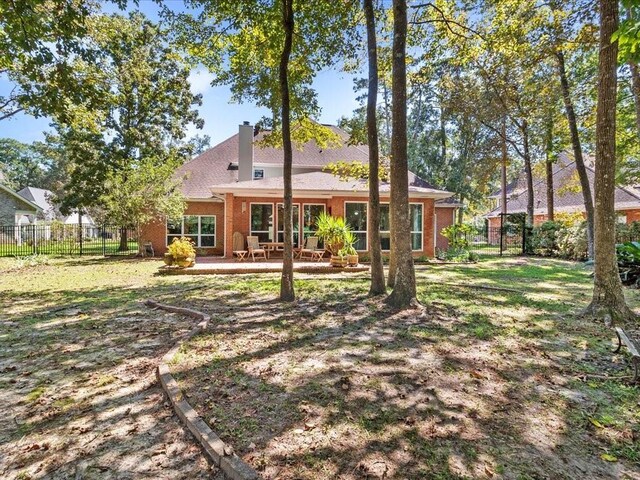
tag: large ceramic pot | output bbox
[330,255,348,268]
[347,254,359,267]
[163,253,174,266]
[175,256,195,268]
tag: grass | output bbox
[1,254,639,479]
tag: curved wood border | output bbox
[145,299,260,480]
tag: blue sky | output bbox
[0,1,362,147]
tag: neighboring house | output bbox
[0,183,41,227]
[486,151,640,229]
[142,122,458,257]
[17,187,96,226]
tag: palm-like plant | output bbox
[315,212,351,256]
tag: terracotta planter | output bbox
[163,253,174,266]
[330,255,348,268]
[175,256,195,268]
[347,254,359,266]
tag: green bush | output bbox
[440,223,476,250]
[530,221,561,256]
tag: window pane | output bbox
[167,235,181,246]
[379,204,390,231]
[410,204,423,232]
[411,233,422,251]
[380,232,391,251]
[345,203,367,232]
[184,216,199,235]
[167,218,182,235]
[303,205,325,235]
[277,204,299,231]
[251,204,273,239]
[253,232,271,242]
[200,216,215,235]
[353,232,367,251]
[201,235,215,247]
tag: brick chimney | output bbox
[238,121,254,182]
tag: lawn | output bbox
[0,255,639,479]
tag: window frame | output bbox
[344,201,425,252]
[276,202,301,247]
[166,215,216,248]
[344,201,368,251]
[249,202,275,242]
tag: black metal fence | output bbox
[466,213,529,256]
[0,224,138,257]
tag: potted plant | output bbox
[163,252,174,266]
[167,237,196,268]
[340,231,359,266]
[315,212,351,267]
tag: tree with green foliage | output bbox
[47,12,201,251]
[169,0,359,301]
[0,138,50,190]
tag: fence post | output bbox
[102,226,106,256]
[32,225,37,255]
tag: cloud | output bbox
[188,68,215,95]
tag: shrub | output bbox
[441,223,476,250]
[167,237,196,260]
[556,222,588,260]
[616,241,640,286]
[530,221,562,256]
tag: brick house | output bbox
[142,123,457,258]
[486,151,640,229]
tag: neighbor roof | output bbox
[18,187,57,214]
[176,125,371,199]
[210,171,453,199]
[0,184,42,213]
[487,152,640,217]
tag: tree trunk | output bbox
[545,116,555,221]
[585,0,634,324]
[118,226,128,252]
[522,119,534,224]
[279,0,295,302]
[364,0,386,296]
[501,119,507,216]
[556,49,595,258]
[386,0,417,309]
[629,61,640,139]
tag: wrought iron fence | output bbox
[0,224,138,257]
[466,213,528,257]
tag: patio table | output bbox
[258,241,284,258]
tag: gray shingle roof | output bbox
[487,152,640,217]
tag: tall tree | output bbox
[0,138,50,190]
[386,0,417,308]
[170,1,358,302]
[364,0,386,295]
[585,0,635,324]
[279,0,295,301]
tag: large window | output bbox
[303,204,325,237]
[250,203,274,242]
[277,203,300,246]
[410,203,423,251]
[345,202,367,250]
[344,202,424,252]
[167,215,216,247]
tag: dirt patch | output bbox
[0,262,221,479]
[168,260,640,479]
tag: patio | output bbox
[158,256,370,275]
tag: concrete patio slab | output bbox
[158,257,370,275]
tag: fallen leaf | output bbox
[601,453,617,462]
[589,417,604,429]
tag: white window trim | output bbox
[276,203,301,247]
[343,200,424,252]
[166,215,216,248]
[344,201,369,251]
[249,202,275,241]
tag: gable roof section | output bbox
[0,183,42,213]
[210,171,452,199]
[18,187,57,213]
[177,125,371,199]
[487,154,640,217]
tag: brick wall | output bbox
[224,195,436,258]
[435,206,456,251]
[140,200,225,256]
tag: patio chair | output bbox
[247,235,267,262]
[232,232,248,261]
[299,236,324,262]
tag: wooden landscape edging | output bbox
[144,299,260,480]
